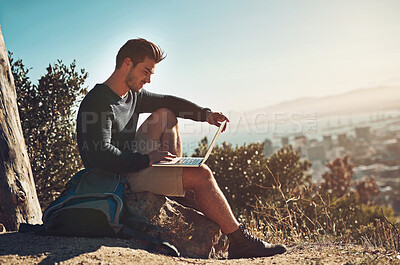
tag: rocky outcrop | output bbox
[125,191,228,258]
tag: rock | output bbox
[124,191,228,258]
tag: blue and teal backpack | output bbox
[42,168,125,237]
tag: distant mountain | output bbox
[246,86,400,118]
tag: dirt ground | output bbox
[0,232,399,265]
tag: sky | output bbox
[1,0,400,113]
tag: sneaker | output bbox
[227,224,287,259]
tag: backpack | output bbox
[21,168,179,256]
[42,168,125,237]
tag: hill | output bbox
[246,86,400,118]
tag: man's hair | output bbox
[116,38,166,69]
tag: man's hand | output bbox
[206,112,229,132]
[147,150,177,165]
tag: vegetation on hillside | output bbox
[193,138,399,252]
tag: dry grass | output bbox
[239,166,400,255]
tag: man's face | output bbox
[125,56,156,93]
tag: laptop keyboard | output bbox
[178,157,202,165]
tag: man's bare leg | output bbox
[136,108,181,156]
[183,166,239,234]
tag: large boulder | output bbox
[124,191,228,258]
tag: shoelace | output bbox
[239,224,264,245]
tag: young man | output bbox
[76,38,286,259]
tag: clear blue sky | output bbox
[1,0,400,112]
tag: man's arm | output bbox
[137,89,230,131]
[77,101,150,173]
[136,89,212,121]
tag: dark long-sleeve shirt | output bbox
[76,84,211,173]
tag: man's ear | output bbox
[123,58,132,69]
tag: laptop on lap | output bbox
[152,120,227,167]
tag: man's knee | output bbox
[183,165,214,190]
[139,108,178,135]
[152,108,178,125]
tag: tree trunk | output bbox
[0,25,42,231]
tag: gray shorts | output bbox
[122,130,184,197]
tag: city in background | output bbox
[262,110,400,215]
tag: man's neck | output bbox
[104,72,129,98]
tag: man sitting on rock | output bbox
[76,38,286,259]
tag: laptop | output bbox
[152,120,227,167]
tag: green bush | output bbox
[193,138,311,216]
[194,139,399,250]
[9,52,88,209]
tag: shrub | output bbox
[193,138,311,216]
[9,52,88,208]
[194,139,399,250]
